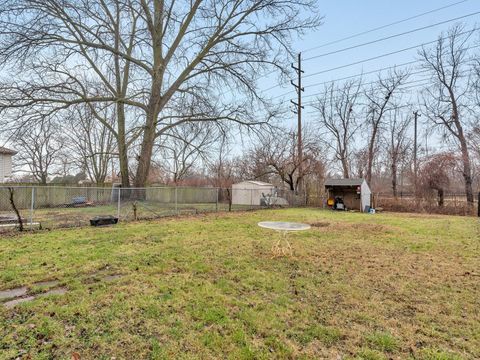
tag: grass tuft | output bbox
[365,331,398,352]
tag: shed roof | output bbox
[234,180,273,187]
[0,146,17,155]
[325,178,364,187]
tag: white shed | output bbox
[0,146,16,183]
[232,180,275,206]
[324,178,371,212]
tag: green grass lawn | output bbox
[0,209,479,359]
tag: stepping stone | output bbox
[3,296,35,308]
[39,287,67,297]
[0,287,27,300]
[3,288,67,308]
[104,274,123,282]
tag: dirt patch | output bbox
[103,274,123,282]
[310,222,330,228]
[331,222,399,235]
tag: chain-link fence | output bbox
[0,185,306,232]
[374,192,478,216]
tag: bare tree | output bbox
[314,79,362,178]
[471,54,480,188]
[0,0,321,187]
[469,126,480,190]
[418,153,458,206]
[0,1,140,187]
[65,106,116,185]
[207,138,240,211]
[247,126,323,191]
[153,122,220,184]
[470,126,480,164]
[13,120,60,184]
[419,25,475,205]
[350,147,369,179]
[384,108,412,198]
[364,70,408,185]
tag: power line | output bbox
[301,71,432,101]
[302,0,470,54]
[303,11,480,61]
[301,78,433,108]
[264,41,480,100]
[302,27,478,81]
[245,0,471,96]
[263,43,428,92]
[271,60,422,99]
[230,0,473,100]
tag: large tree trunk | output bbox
[391,162,398,199]
[134,108,157,187]
[437,188,444,207]
[40,174,47,185]
[366,130,377,185]
[287,173,295,191]
[117,103,130,188]
[341,156,349,178]
[459,138,474,204]
[451,94,474,205]
[134,10,162,188]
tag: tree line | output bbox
[0,0,321,187]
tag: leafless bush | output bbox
[376,196,475,216]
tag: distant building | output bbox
[0,146,17,183]
[324,178,371,212]
[232,180,275,206]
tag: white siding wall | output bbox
[0,154,13,182]
[232,182,275,205]
[360,180,371,211]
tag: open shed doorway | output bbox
[325,178,371,212]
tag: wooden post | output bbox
[413,110,420,199]
[477,192,480,217]
[290,53,304,192]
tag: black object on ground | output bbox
[333,197,346,211]
[90,216,119,227]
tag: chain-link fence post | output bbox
[216,188,219,212]
[117,187,121,221]
[30,186,35,229]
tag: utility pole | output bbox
[413,110,421,198]
[290,52,304,193]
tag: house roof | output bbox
[0,146,17,155]
[235,180,273,187]
[324,178,364,187]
